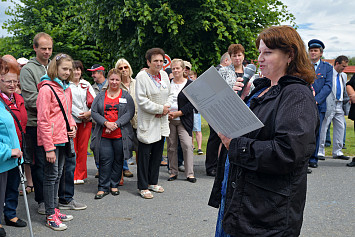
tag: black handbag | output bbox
[0,96,32,164]
[44,84,76,158]
[348,104,355,120]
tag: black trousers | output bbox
[0,171,8,225]
[137,137,165,190]
[205,125,227,173]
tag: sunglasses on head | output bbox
[118,66,129,70]
[56,54,67,61]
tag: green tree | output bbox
[1,0,100,79]
[2,0,295,76]
[83,0,295,74]
[348,56,355,66]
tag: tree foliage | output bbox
[1,0,100,78]
[1,0,295,76]
[83,0,295,74]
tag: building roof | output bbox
[344,66,355,74]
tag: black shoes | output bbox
[4,217,27,227]
[167,175,177,181]
[318,156,325,160]
[94,191,109,199]
[309,162,318,168]
[333,155,350,160]
[346,158,355,167]
[111,190,120,196]
[307,168,312,174]
[186,177,197,183]
[0,227,5,237]
[206,169,216,177]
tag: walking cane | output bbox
[17,159,34,237]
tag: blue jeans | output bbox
[92,125,99,169]
[27,126,46,204]
[98,137,124,192]
[43,147,66,216]
[58,153,76,204]
[123,160,129,171]
[4,167,20,220]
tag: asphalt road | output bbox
[4,155,355,237]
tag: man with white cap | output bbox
[17,58,29,69]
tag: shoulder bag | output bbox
[44,84,76,158]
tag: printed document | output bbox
[182,66,264,138]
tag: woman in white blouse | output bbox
[69,60,96,184]
[167,59,196,183]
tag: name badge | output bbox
[119,98,127,103]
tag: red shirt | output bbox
[102,90,122,139]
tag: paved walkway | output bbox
[4,155,355,236]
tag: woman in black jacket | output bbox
[210,25,319,236]
[166,59,196,183]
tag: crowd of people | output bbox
[0,24,354,236]
[0,32,203,234]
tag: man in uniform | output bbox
[308,39,333,171]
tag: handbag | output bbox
[81,84,94,108]
[348,104,355,120]
[0,96,32,164]
[44,84,76,158]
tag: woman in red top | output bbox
[91,69,135,199]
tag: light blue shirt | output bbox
[97,79,107,91]
[313,59,321,71]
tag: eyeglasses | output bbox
[1,79,18,85]
[56,54,67,61]
[118,66,129,70]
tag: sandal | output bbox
[20,186,34,196]
[139,190,153,199]
[148,185,164,193]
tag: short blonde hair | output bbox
[115,58,133,77]
[47,53,74,82]
[171,58,185,69]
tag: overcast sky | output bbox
[1,0,354,59]
[281,0,355,59]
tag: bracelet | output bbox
[46,149,55,153]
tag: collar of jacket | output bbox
[247,75,310,108]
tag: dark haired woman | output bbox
[69,60,96,184]
[209,26,319,236]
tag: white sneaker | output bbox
[74,180,84,185]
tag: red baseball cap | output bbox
[87,64,105,71]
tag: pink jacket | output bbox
[37,79,76,152]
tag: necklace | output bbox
[108,89,120,98]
